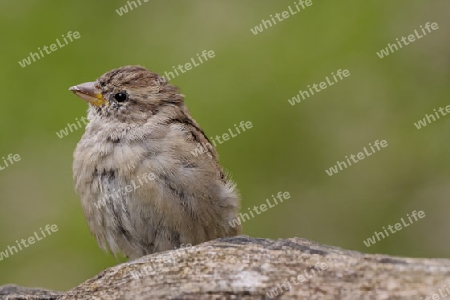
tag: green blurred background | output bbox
[1,0,449,291]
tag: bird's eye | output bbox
[114,92,128,102]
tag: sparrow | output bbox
[69,65,241,259]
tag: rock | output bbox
[0,284,62,300]
[2,236,450,299]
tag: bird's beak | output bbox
[69,81,108,107]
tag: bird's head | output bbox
[69,65,184,123]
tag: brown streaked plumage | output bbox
[70,65,241,259]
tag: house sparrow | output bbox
[69,65,241,259]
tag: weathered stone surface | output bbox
[0,284,62,300]
[2,236,450,299]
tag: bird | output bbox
[69,65,241,259]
